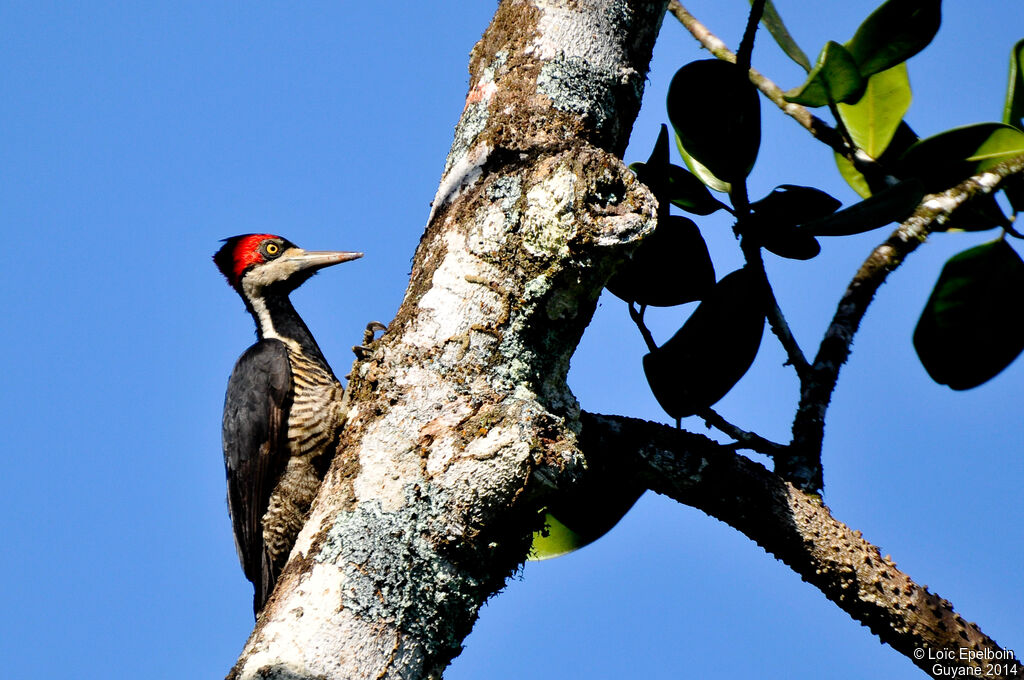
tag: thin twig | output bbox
[786,155,1024,491]
[696,407,787,456]
[667,0,847,155]
[628,301,658,352]
[742,240,810,379]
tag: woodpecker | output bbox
[213,233,362,615]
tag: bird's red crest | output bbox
[214,233,282,286]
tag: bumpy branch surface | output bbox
[580,412,1022,678]
[786,155,1024,489]
[228,2,667,679]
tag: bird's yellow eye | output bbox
[265,243,280,256]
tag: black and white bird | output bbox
[213,233,362,615]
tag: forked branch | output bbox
[786,156,1024,488]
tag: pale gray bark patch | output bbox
[537,54,624,134]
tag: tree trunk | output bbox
[228,1,668,677]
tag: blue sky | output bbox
[1,2,1020,678]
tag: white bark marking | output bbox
[405,230,503,351]
[429,143,492,224]
[240,562,348,675]
[531,4,627,71]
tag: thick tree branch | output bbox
[667,0,848,154]
[580,412,1022,679]
[786,155,1024,490]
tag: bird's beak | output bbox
[283,249,363,272]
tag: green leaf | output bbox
[528,513,583,561]
[785,41,865,107]
[846,0,941,77]
[837,63,912,157]
[898,122,1024,192]
[913,239,1024,390]
[668,60,761,184]
[803,178,925,236]
[835,153,873,198]
[834,121,919,196]
[528,475,644,561]
[643,268,766,419]
[607,215,715,307]
[1005,38,1024,130]
[758,0,812,72]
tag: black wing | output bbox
[222,339,292,612]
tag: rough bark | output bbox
[228,1,668,678]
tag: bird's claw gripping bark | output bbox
[352,321,388,359]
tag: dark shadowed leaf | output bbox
[607,215,715,307]
[751,184,842,223]
[837,63,911,157]
[643,267,766,419]
[630,125,673,219]
[668,60,761,184]
[665,164,728,215]
[914,239,1024,390]
[758,0,812,72]
[743,185,838,259]
[631,125,727,215]
[676,133,731,193]
[648,123,671,167]
[760,229,821,260]
[897,122,1024,192]
[803,178,925,236]
[630,161,726,216]
[1004,174,1024,214]
[784,41,864,107]
[846,0,941,77]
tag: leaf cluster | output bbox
[613,0,1024,429]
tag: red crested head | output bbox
[213,234,292,287]
[213,234,363,296]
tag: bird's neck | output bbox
[244,286,333,373]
